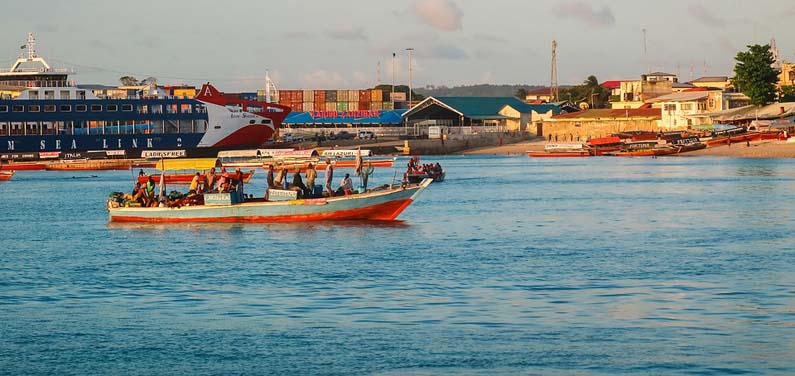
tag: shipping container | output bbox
[303,90,314,100]
[382,101,394,110]
[348,90,359,101]
[325,102,337,111]
[290,102,303,112]
[371,102,383,111]
[371,89,382,102]
[348,102,358,111]
[358,101,370,110]
[304,102,314,112]
[359,90,370,102]
[337,102,348,111]
[337,90,348,102]
[326,90,337,102]
[314,90,325,101]
[382,91,390,102]
[294,91,303,102]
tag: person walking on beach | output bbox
[324,158,334,196]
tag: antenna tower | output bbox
[550,40,558,102]
[771,37,782,69]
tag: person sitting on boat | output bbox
[292,168,308,198]
[305,163,317,197]
[189,172,201,195]
[336,173,354,196]
[138,169,146,177]
[324,158,334,197]
[145,176,156,207]
[266,164,275,189]
[218,171,231,192]
[274,167,284,189]
[125,182,144,205]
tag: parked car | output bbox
[357,130,376,140]
[281,133,305,143]
[331,131,355,140]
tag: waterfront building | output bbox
[610,72,678,109]
[403,96,561,137]
[647,91,722,129]
[540,108,662,140]
[689,76,732,90]
[778,63,795,88]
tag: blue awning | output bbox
[284,110,407,125]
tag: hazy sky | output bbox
[1,0,792,91]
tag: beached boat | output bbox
[528,143,592,158]
[0,161,48,170]
[46,159,131,171]
[407,170,445,184]
[107,179,433,223]
[609,146,681,157]
[0,170,14,181]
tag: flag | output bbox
[20,45,26,50]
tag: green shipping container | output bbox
[337,102,348,111]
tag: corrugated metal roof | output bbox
[689,76,729,83]
[550,108,661,120]
[648,92,709,102]
[431,96,562,118]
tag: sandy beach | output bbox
[460,139,795,158]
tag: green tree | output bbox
[515,88,529,99]
[779,85,795,102]
[119,76,139,86]
[374,84,424,101]
[558,75,609,108]
[732,44,778,106]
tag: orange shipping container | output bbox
[337,90,348,102]
[314,91,325,102]
[325,102,337,111]
[358,102,370,110]
[359,90,370,101]
[348,102,358,111]
[371,89,382,102]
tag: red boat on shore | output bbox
[0,161,48,170]
[0,170,14,181]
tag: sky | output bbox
[1,0,793,91]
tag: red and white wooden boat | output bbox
[108,179,432,223]
[0,170,14,181]
[0,161,48,170]
[528,143,592,158]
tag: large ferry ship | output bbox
[0,34,290,159]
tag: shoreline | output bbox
[456,139,795,158]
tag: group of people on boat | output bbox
[406,157,443,180]
[265,158,359,199]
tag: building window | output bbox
[107,104,118,112]
[44,105,56,112]
[60,105,72,112]
[137,105,148,114]
[698,102,707,111]
[44,90,55,100]
[0,105,7,112]
[12,105,24,112]
[60,90,70,100]
[90,104,102,112]
[77,90,86,99]
[664,104,676,111]
[789,71,795,82]
[29,105,40,112]
[29,91,39,100]
[122,104,133,112]
[152,104,163,113]
[76,104,87,112]
[681,103,694,111]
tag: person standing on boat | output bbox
[189,172,200,195]
[305,163,317,197]
[362,162,374,191]
[274,167,284,189]
[324,158,334,197]
[145,176,156,207]
[205,168,217,192]
[266,164,275,189]
[234,168,245,202]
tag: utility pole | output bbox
[550,40,558,103]
[406,48,414,106]
[376,61,381,86]
[391,52,396,109]
[642,28,649,74]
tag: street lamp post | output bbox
[391,52,395,110]
[406,48,414,106]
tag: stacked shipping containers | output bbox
[267,88,403,114]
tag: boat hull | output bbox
[527,151,591,157]
[0,162,48,170]
[108,179,432,223]
[0,171,14,181]
[138,171,254,185]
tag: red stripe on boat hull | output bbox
[110,199,414,223]
[213,125,275,148]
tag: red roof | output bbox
[600,80,628,89]
[552,108,661,120]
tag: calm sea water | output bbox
[1,155,795,375]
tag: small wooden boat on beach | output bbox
[46,159,131,171]
[608,146,681,157]
[107,178,433,223]
[0,171,14,181]
[0,161,48,170]
[527,143,592,158]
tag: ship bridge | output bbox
[0,33,74,88]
